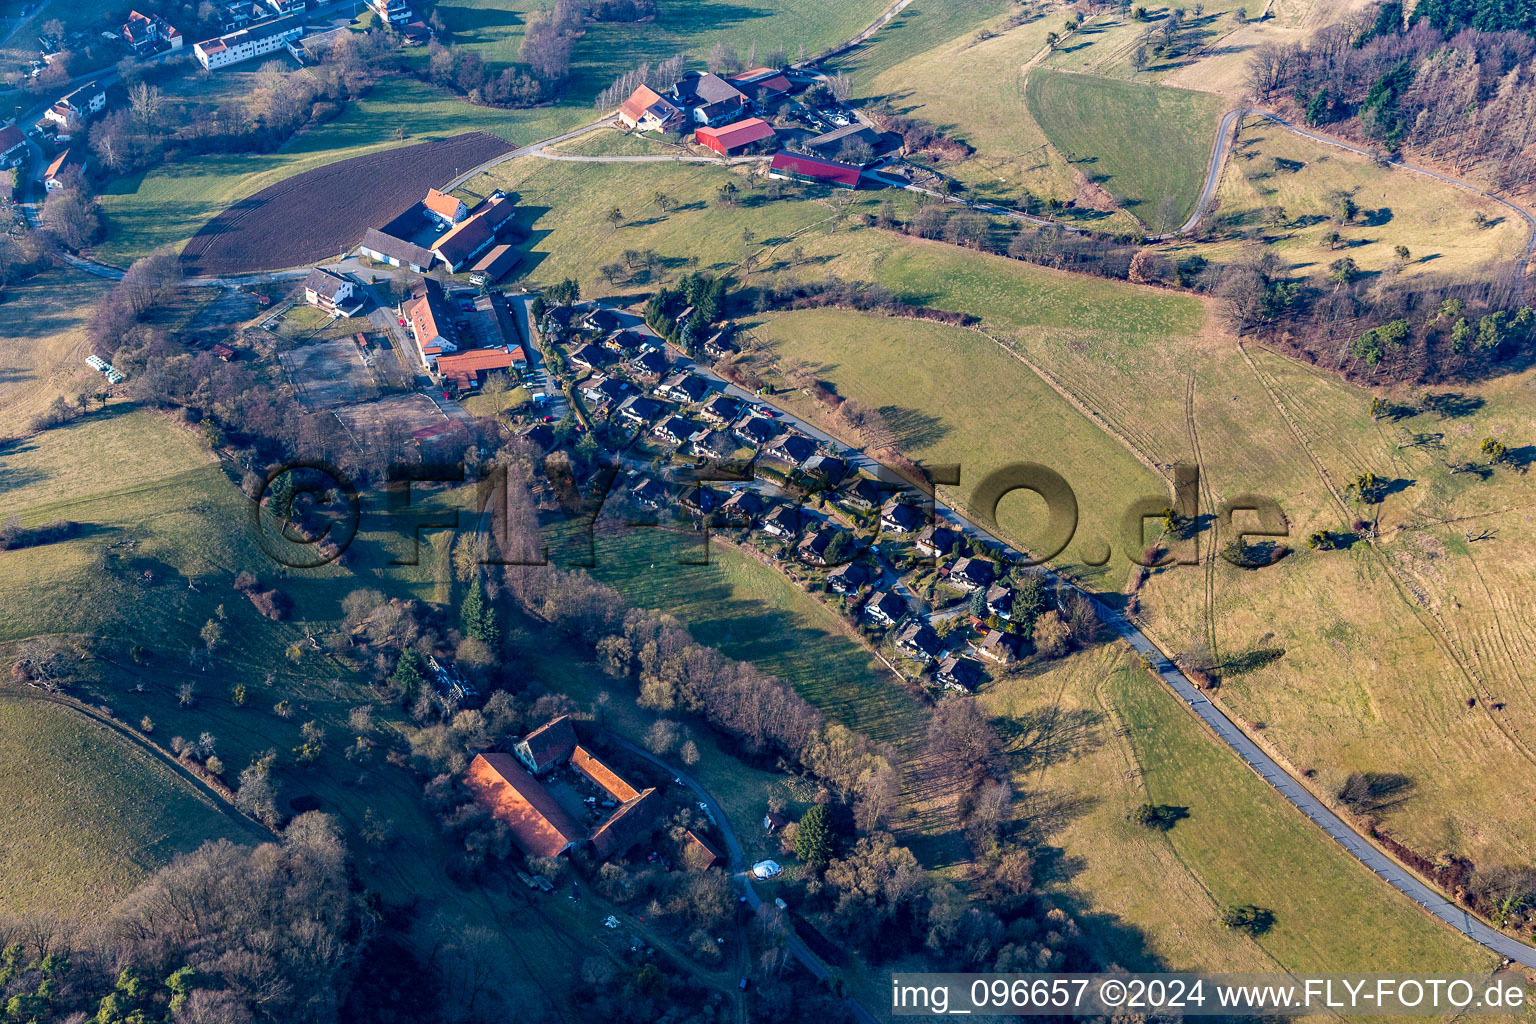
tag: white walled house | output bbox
[194,15,303,71]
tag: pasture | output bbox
[0,693,255,916]
[981,646,1498,974]
[1023,71,1225,228]
[1192,115,1528,283]
[0,268,112,438]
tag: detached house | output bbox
[122,11,182,54]
[880,501,925,535]
[863,590,908,627]
[842,477,884,512]
[827,560,871,595]
[45,81,106,128]
[422,187,467,231]
[762,431,818,468]
[718,489,764,525]
[732,414,778,448]
[759,503,799,539]
[915,525,960,560]
[896,621,944,662]
[937,655,984,692]
[949,556,996,592]
[655,372,710,404]
[985,583,1014,620]
[629,476,668,510]
[652,415,698,446]
[302,266,358,314]
[617,85,683,132]
[674,71,748,126]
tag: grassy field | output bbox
[1023,71,1225,228]
[980,646,1500,975]
[94,76,589,267]
[1188,115,1528,283]
[546,126,688,157]
[740,308,1164,590]
[0,267,113,437]
[0,694,256,916]
[833,0,1013,82]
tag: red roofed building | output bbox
[466,753,584,859]
[571,745,640,803]
[682,828,723,870]
[694,117,776,156]
[422,187,467,229]
[435,347,517,392]
[728,68,793,103]
[431,193,516,272]
[514,714,578,774]
[769,151,862,189]
[404,278,458,369]
[617,84,682,132]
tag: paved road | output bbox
[663,344,1536,969]
[1172,107,1244,237]
[605,732,881,1023]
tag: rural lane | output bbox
[604,732,882,1024]
[663,345,1536,970]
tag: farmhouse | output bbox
[694,117,776,156]
[727,67,793,103]
[421,187,467,230]
[194,15,304,71]
[431,194,516,272]
[45,82,106,127]
[43,149,82,192]
[404,278,459,369]
[359,228,433,273]
[673,71,748,125]
[617,84,683,132]
[122,11,182,54]
[769,152,862,189]
[302,267,359,314]
[514,715,578,775]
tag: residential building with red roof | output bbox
[617,85,682,132]
[404,278,458,369]
[769,151,862,189]
[422,187,467,229]
[694,117,776,156]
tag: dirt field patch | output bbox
[334,392,450,445]
[280,339,380,411]
[178,133,514,277]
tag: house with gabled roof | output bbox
[682,828,723,870]
[654,371,710,404]
[617,84,683,132]
[359,227,433,273]
[431,194,516,272]
[949,556,996,592]
[695,117,776,156]
[717,489,764,525]
[699,394,741,426]
[759,503,799,539]
[673,71,748,126]
[422,187,467,230]
[881,501,925,535]
[513,714,578,774]
[863,590,908,627]
[629,476,668,510]
[652,414,698,446]
[762,431,818,468]
[915,524,961,560]
[841,476,884,512]
[896,621,944,662]
[827,560,871,595]
[732,414,778,448]
[617,394,668,426]
[629,348,670,381]
[404,278,458,369]
[937,655,985,692]
[467,753,583,859]
[302,266,359,314]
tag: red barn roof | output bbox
[695,117,776,155]
[769,152,861,188]
[466,753,583,859]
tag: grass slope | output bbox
[1024,70,1224,227]
[0,695,254,915]
[0,268,113,437]
[1190,115,1526,283]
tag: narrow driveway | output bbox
[605,732,881,1023]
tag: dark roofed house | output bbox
[970,629,1019,665]
[589,788,658,859]
[827,560,871,595]
[762,431,818,468]
[769,152,862,189]
[513,715,578,774]
[580,374,630,406]
[950,556,996,592]
[803,123,883,164]
[800,454,847,487]
[655,372,710,404]
[568,343,608,371]
[864,590,908,627]
[732,414,779,448]
[842,477,884,512]
[916,524,960,559]
[759,503,799,539]
[675,71,748,126]
[360,227,433,273]
[797,528,837,566]
[699,394,741,425]
[467,753,584,859]
[469,243,523,285]
[630,348,670,381]
[896,621,944,662]
[717,489,764,524]
[653,414,698,446]
[985,583,1014,620]
[630,476,668,510]
[937,655,985,692]
[302,266,358,313]
[881,501,926,535]
[584,307,626,334]
[727,67,794,102]
[617,395,668,426]
[0,124,26,166]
